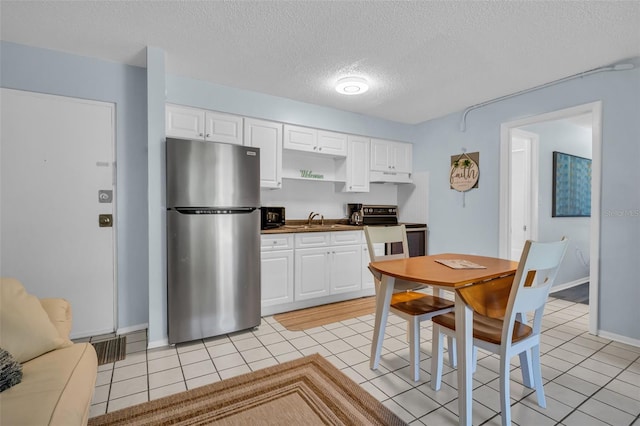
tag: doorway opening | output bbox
[499,102,602,335]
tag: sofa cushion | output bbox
[40,298,74,340]
[0,348,23,392]
[0,277,72,363]
[0,343,98,426]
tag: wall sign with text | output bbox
[450,152,479,191]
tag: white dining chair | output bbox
[430,237,568,426]
[364,225,455,381]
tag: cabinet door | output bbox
[370,138,390,171]
[166,104,205,140]
[317,130,347,157]
[392,142,413,173]
[245,118,282,189]
[346,135,370,192]
[283,124,316,153]
[204,111,243,145]
[361,245,375,290]
[261,250,294,308]
[295,247,330,300]
[331,245,362,294]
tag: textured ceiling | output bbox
[1,1,639,124]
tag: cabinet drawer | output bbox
[261,234,294,250]
[330,231,362,245]
[295,232,330,248]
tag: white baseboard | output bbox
[116,323,148,336]
[549,277,589,293]
[595,330,640,349]
[147,337,170,349]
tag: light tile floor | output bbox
[85,297,640,425]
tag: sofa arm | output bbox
[40,298,73,341]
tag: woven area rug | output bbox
[88,353,406,426]
[91,336,127,365]
[274,297,376,331]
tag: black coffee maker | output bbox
[347,203,363,225]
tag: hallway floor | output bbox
[85,296,639,425]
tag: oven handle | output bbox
[405,226,428,232]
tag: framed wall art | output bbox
[552,151,592,217]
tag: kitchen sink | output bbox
[282,224,355,230]
[322,224,356,229]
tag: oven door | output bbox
[387,227,427,257]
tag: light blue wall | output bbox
[3,40,639,343]
[1,41,149,330]
[414,66,640,340]
[166,75,416,142]
[522,120,592,287]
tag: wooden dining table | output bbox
[369,253,518,426]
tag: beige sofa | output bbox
[0,278,98,425]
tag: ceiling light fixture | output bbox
[335,76,369,95]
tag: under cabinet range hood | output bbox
[369,170,413,183]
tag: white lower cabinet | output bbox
[261,250,294,307]
[294,231,362,300]
[295,247,331,300]
[362,241,385,290]
[263,231,371,313]
[331,245,362,294]
[361,244,375,290]
[261,234,294,308]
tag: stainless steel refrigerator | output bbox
[166,138,261,344]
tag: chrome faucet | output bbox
[308,212,320,225]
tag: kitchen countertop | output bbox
[261,220,427,234]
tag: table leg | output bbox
[370,275,394,370]
[455,291,473,426]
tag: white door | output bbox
[391,142,412,173]
[346,135,370,192]
[294,248,330,300]
[317,130,347,157]
[283,124,316,153]
[510,131,533,261]
[261,250,294,307]
[244,118,282,188]
[166,104,205,140]
[330,245,362,294]
[204,111,243,145]
[370,139,390,171]
[1,89,116,338]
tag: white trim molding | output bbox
[499,101,603,337]
[549,277,589,293]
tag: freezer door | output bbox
[167,208,261,344]
[166,138,260,208]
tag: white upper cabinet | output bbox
[204,111,243,145]
[344,135,370,192]
[283,125,347,157]
[166,104,243,145]
[317,130,348,157]
[370,138,413,183]
[283,125,315,152]
[391,141,412,173]
[166,104,205,140]
[244,118,282,189]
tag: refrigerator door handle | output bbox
[173,207,258,215]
